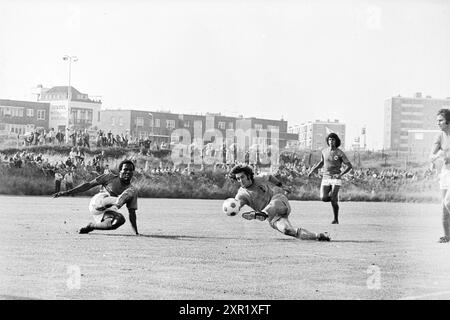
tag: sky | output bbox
[0,0,449,149]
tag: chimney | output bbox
[415,92,422,98]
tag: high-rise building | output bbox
[292,119,346,150]
[384,92,450,151]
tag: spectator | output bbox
[64,168,74,191]
[55,170,63,193]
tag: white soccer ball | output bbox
[222,198,239,216]
[89,193,118,216]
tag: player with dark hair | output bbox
[53,159,139,235]
[430,108,450,243]
[308,133,352,224]
[229,164,330,241]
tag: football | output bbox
[222,198,239,216]
[88,192,118,216]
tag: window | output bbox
[155,119,160,127]
[37,110,46,120]
[218,122,226,129]
[11,108,24,117]
[136,117,144,126]
[228,122,234,129]
[254,124,263,130]
[3,107,11,116]
[267,125,279,131]
[184,121,190,128]
[27,109,34,117]
[415,133,424,140]
[166,120,175,129]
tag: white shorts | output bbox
[263,193,291,226]
[440,169,450,190]
[321,177,342,187]
[89,193,119,223]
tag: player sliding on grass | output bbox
[308,133,352,224]
[53,159,139,235]
[229,164,330,241]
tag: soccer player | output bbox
[430,109,450,243]
[53,159,139,235]
[308,133,352,224]
[229,164,330,241]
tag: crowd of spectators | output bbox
[19,128,174,151]
[274,153,438,194]
[1,140,440,197]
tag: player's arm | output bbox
[53,180,99,197]
[430,135,442,163]
[268,174,292,193]
[53,174,109,197]
[235,194,248,211]
[128,208,139,235]
[337,153,353,178]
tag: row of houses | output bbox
[0,85,348,151]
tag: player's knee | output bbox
[330,196,339,204]
[276,223,288,235]
[110,214,126,229]
[444,196,450,211]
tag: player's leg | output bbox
[330,185,341,224]
[115,188,136,208]
[79,211,126,233]
[262,194,296,236]
[440,189,450,242]
[269,218,330,241]
[264,194,330,241]
[270,217,299,237]
[320,184,332,202]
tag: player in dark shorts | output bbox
[308,133,352,224]
[53,159,139,235]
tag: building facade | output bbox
[384,92,450,151]
[36,85,102,132]
[98,109,290,149]
[407,129,440,156]
[0,99,50,135]
[293,119,346,150]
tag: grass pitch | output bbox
[0,195,449,300]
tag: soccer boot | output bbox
[317,232,331,241]
[438,236,450,243]
[79,223,94,234]
[242,211,268,221]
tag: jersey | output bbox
[321,147,350,176]
[433,131,450,170]
[93,173,138,210]
[235,176,278,212]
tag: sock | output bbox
[91,219,113,230]
[296,228,319,240]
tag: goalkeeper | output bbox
[229,164,330,241]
